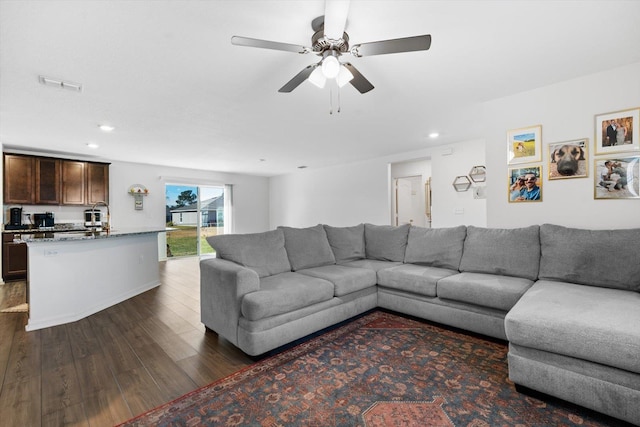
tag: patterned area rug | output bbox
[119,311,621,426]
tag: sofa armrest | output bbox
[200,258,260,346]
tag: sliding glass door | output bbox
[165,184,225,257]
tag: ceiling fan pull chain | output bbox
[329,87,333,115]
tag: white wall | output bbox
[269,158,391,228]
[109,161,269,233]
[483,61,640,230]
[272,62,639,231]
[269,141,487,229]
[430,140,487,228]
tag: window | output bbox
[165,184,228,257]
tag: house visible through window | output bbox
[165,184,227,257]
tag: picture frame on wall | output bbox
[594,156,640,199]
[508,165,542,203]
[548,138,588,180]
[594,107,639,155]
[507,125,542,165]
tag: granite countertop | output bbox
[15,227,167,243]
[3,223,89,233]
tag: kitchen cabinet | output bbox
[3,153,109,207]
[61,160,86,205]
[2,233,27,281]
[35,157,61,204]
[3,154,34,204]
[86,162,109,204]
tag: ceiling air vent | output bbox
[38,75,82,92]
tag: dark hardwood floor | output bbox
[0,257,254,426]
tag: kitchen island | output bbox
[18,227,165,331]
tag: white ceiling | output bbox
[2,0,640,177]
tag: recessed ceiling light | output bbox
[99,124,114,132]
[86,142,99,149]
[428,132,439,139]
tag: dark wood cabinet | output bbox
[35,157,61,204]
[61,160,86,205]
[86,162,109,204]
[2,233,27,281]
[3,153,109,207]
[4,154,34,204]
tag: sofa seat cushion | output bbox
[278,224,335,271]
[505,280,640,374]
[340,259,402,272]
[459,225,540,281]
[378,264,459,297]
[437,272,534,312]
[208,229,291,278]
[539,224,640,291]
[323,224,365,263]
[241,272,334,321]
[297,265,376,297]
[364,223,410,262]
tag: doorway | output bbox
[394,176,427,227]
[165,184,225,257]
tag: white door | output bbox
[395,178,414,226]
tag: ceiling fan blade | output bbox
[352,34,431,57]
[231,36,310,54]
[343,63,374,94]
[323,0,350,40]
[278,64,319,93]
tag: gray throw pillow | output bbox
[323,224,365,262]
[539,224,640,291]
[459,225,540,281]
[278,224,336,271]
[207,229,291,278]
[404,225,467,270]
[364,223,411,262]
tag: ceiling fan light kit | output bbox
[321,51,341,79]
[231,0,431,102]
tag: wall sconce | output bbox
[452,176,472,192]
[468,165,486,183]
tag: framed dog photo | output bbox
[548,139,588,180]
[508,165,542,203]
[507,125,542,165]
[594,107,639,155]
[594,156,640,199]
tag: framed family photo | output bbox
[594,107,639,155]
[507,125,542,165]
[548,138,588,180]
[508,165,542,203]
[594,156,639,199]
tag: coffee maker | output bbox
[6,207,23,230]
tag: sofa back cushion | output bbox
[364,223,410,262]
[539,224,640,291]
[404,225,467,270]
[208,229,291,278]
[323,224,366,263]
[459,225,540,281]
[278,224,336,271]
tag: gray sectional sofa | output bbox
[200,223,640,425]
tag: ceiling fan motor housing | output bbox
[311,29,349,54]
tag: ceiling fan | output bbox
[231,0,431,94]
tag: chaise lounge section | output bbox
[200,222,640,425]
